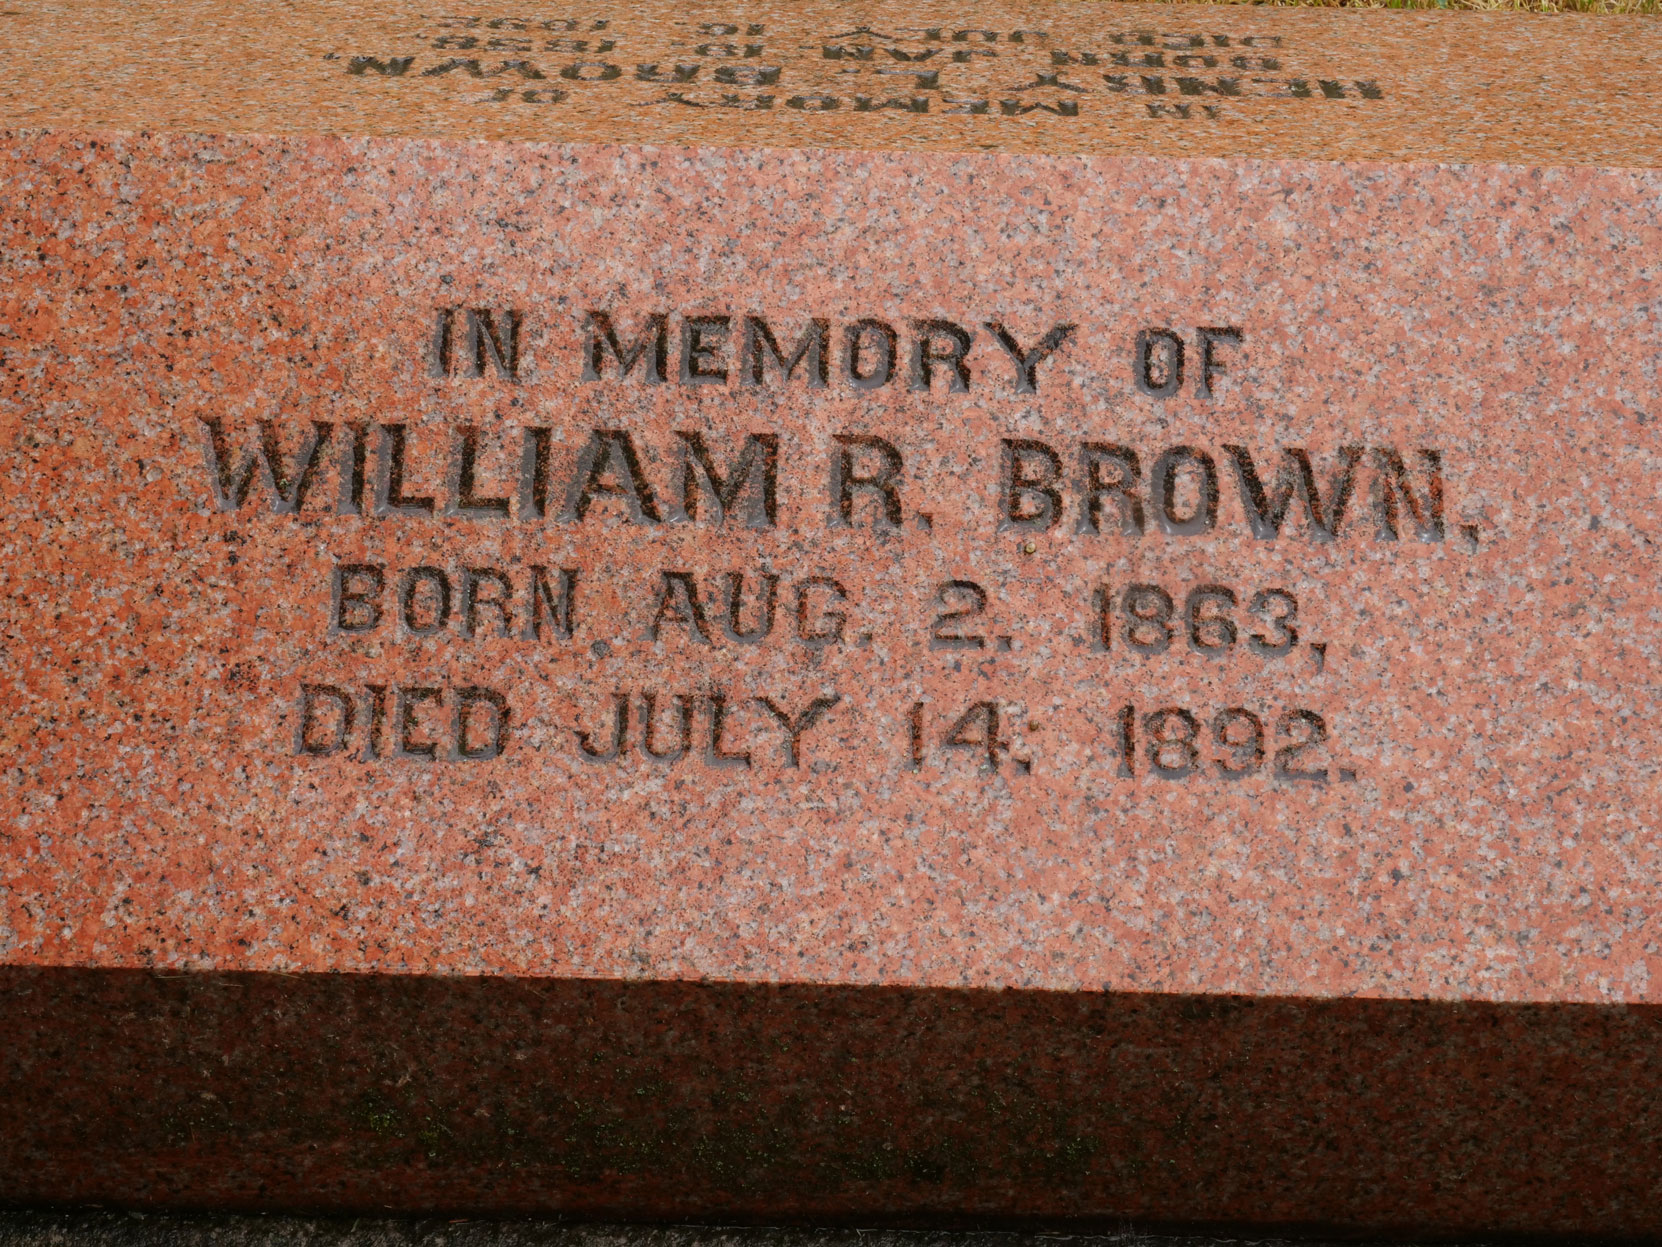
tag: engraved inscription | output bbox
[325,14,1392,124]
[179,308,1489,785]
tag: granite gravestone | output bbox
[2,0,1662,1236]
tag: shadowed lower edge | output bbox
[1,968,1658,1240]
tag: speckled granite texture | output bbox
[0,1213,1489,1247]
[1,0,1660,164]
[4,0,1662,1235]
[5,133,1662,1002]
[0,1214,1473,1247]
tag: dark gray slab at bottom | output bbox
[3,969,1657,1239]
[0,1217,1474,1247]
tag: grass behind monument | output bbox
[1145,0,1659,15]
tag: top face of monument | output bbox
[3,0,1661,165]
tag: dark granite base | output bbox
[0,1215,1477,1247]
[1,970,1658,1240]
[0,1216,1480,1247]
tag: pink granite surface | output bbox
[3,130,1661,1004]
[3,0,1662,166]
